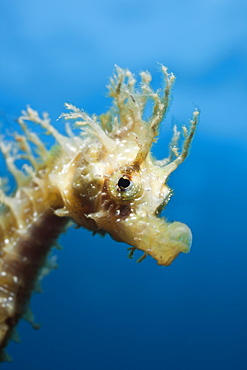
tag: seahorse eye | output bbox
[108,169,143,202]
[118,176,131,191]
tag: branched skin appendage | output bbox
[0,65,199,359]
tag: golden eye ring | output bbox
[108,170,143,202]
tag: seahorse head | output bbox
[54,66,199,266]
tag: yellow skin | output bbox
[0,65,198,359]
[53,66,199,265]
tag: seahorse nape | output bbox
[0,65,199,359]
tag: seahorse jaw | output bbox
[88,210,192,266]
[131,219,193,266]
[147,221,192,266]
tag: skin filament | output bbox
[0,65,199,360]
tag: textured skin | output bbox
[0,65,199,358]
[0,209,68,353]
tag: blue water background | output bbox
[1,1,247,369]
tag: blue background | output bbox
[1,0,247,369]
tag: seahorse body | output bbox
[0,66,199,359]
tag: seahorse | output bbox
[0,65,199,360]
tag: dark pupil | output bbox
[118,177,130,189]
